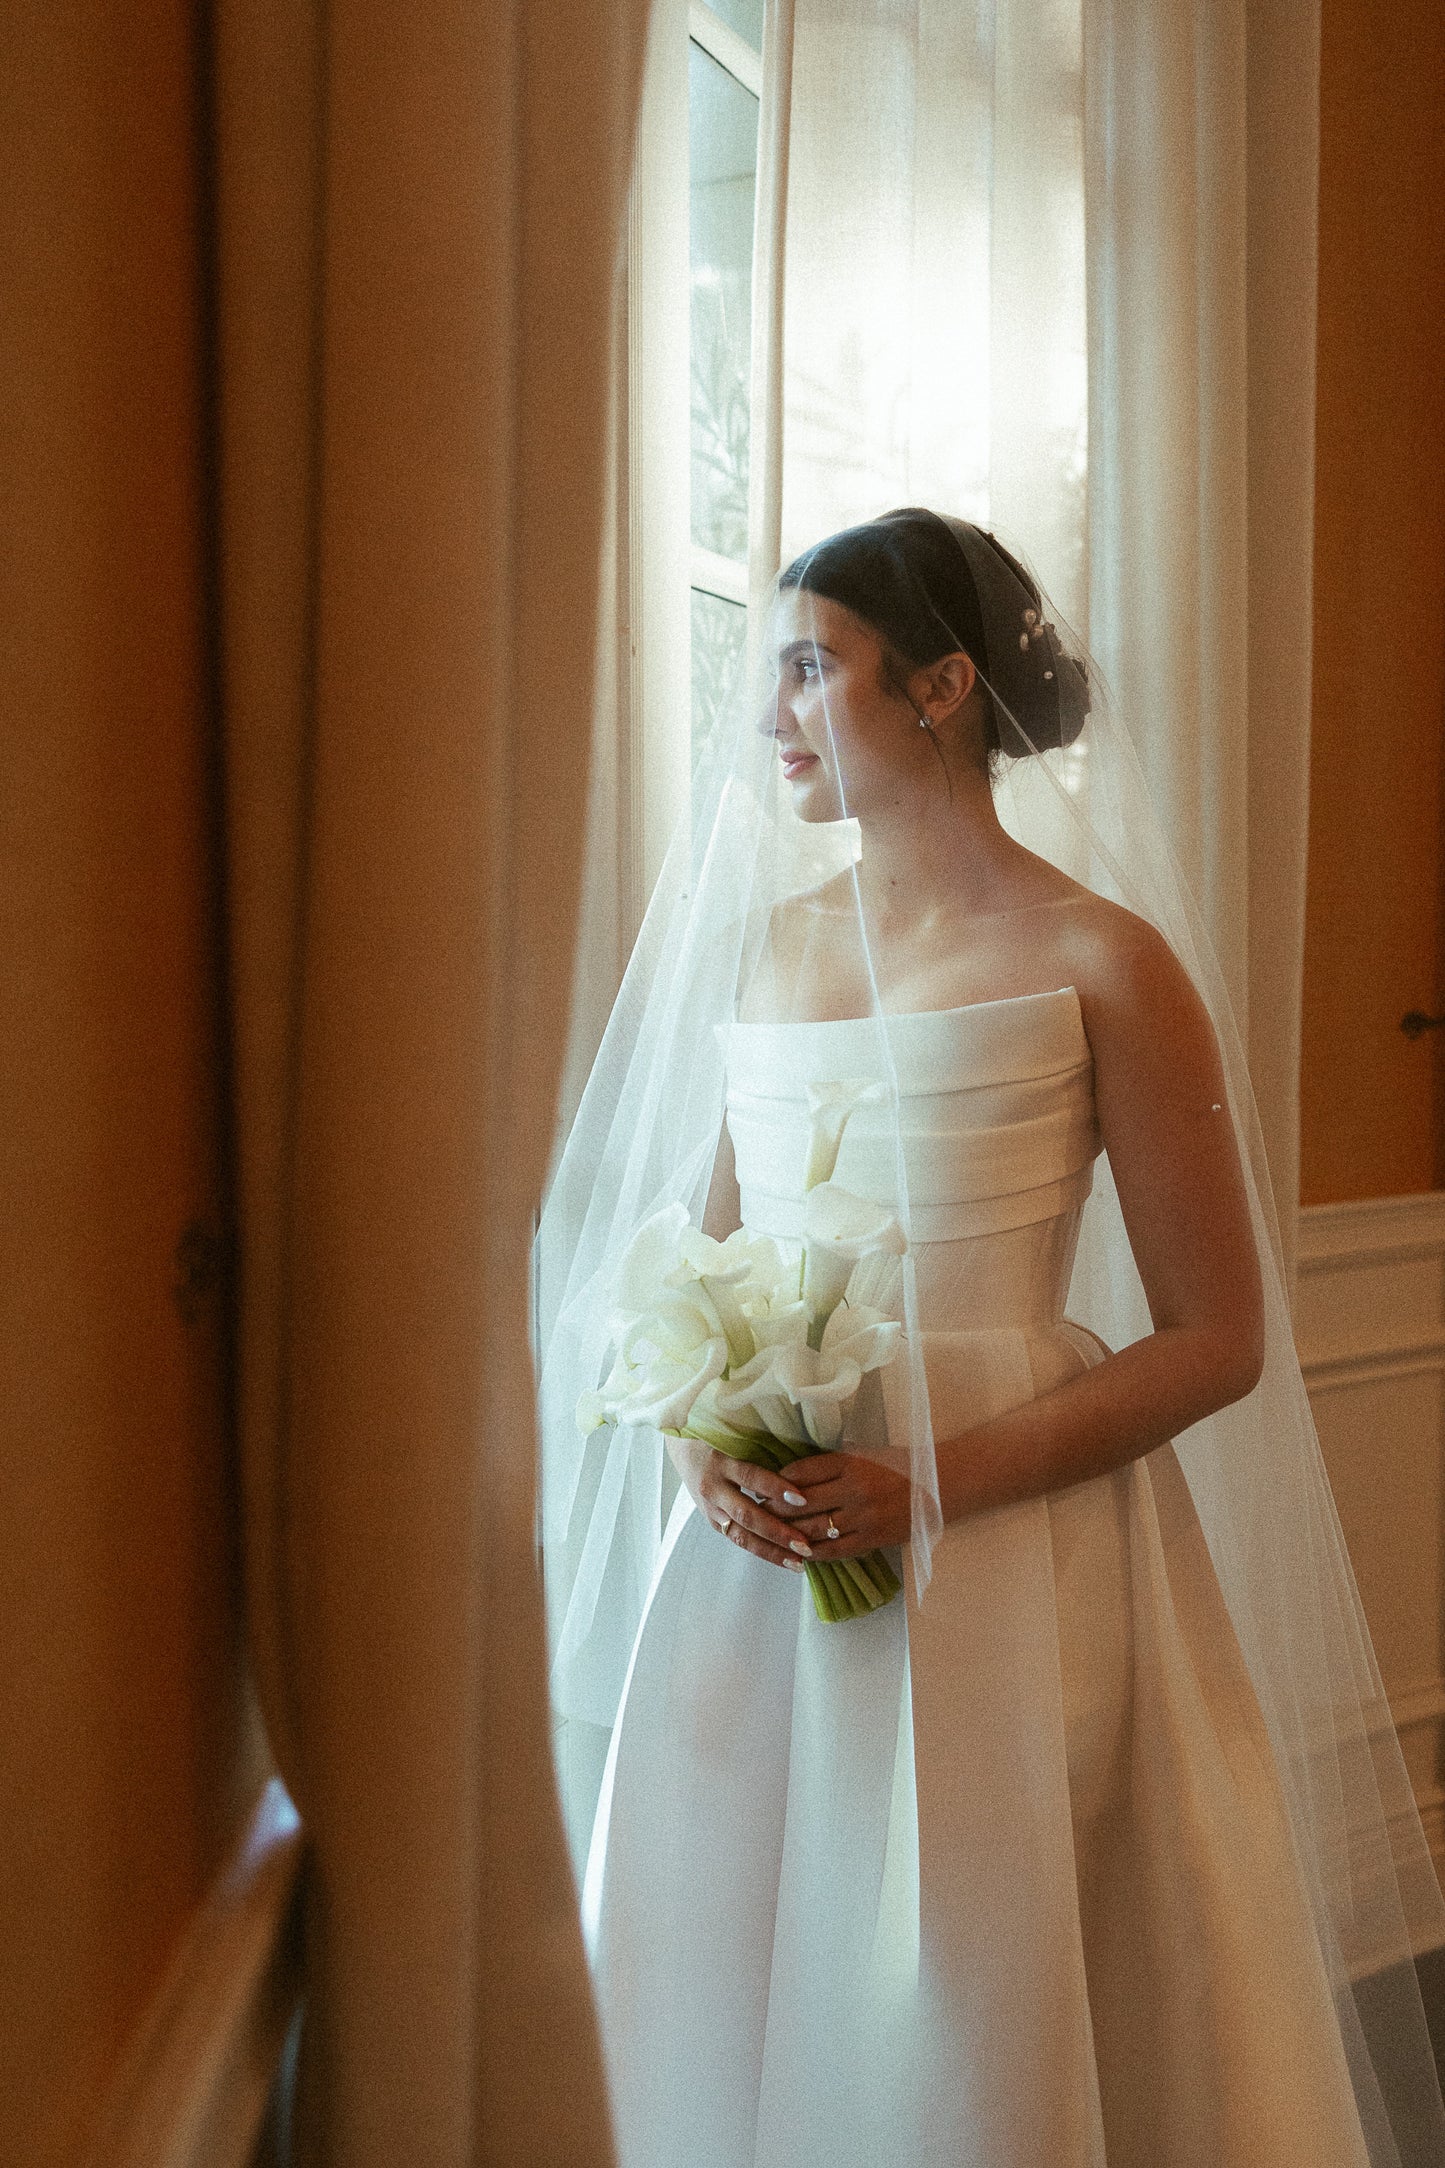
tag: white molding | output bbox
[1323,1691,1445,1968]
[1390,1678,1445,1739]
[1294,1190,1445,1383]
[1302,1339,1445,1392]
[82,1780,304,2168]
[1295,1192,1445,1940]
[688,2,764,94]
[1297,1188,1445,1271]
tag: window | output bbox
[555,0,1095,1141]
[687,3,763,767]
[611,0,1090,921]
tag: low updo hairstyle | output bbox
[778,506,1090,768]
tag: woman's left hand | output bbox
[747,1447,915,1557]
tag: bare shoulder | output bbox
[777,870,855,922]
[1057,893,1234,1147]
[980,873,1197,1022]
[738,875,852,1021]
[1061,893,1215,1047]
[763,872,854,962]
[1055,888,1263,1386]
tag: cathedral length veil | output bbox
[535,508,1445,2163]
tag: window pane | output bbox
[691,588,748,768]
[707,0,764,49]
[689,44,757,563]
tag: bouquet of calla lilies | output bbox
[577,1082,907,1621]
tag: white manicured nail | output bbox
[784,1490,807,1507]
[790,1539,813,1557]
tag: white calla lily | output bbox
[677,1223,783,1288]
[575,1182,910,1622]
[802,1079,886,1191]
[613,1202,693,1312]
[712,1343,812,1444]
[800,1181,907,1320]
[691,1275,758,1369]
[585,1329,729,1434]
[819,1297,903,1375]
[750,1301,811,1351]
[576,1345,637,1433]
[621,1288,723,1364]
[620,1337,730,1430]
[713,1297,902,1450]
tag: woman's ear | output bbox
[916,650,977,725]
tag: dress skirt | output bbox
[583,1321,1370,2168]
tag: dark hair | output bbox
[778,506,1090,766]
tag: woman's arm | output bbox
[732,914,1267,1558]
[931,910,1265,1518]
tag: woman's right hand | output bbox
[666,1435,812,1575]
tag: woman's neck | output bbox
[853,760,1029,931]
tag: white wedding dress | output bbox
[581,987,1372,2167]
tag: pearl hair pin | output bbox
[1023,605,1058,681]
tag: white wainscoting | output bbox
[1295,1189,1445,1917]
[82,1779,304,2168]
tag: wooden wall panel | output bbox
[1303,0,1445,1205]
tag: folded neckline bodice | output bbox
[723,984,1101,1253]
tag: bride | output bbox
[536,508,1445,2166]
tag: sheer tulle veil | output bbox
[534,506,1445,2162]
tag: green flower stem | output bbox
[827,1571,852,1622]
[811,1563,843,1620]
[679,1420,786,1472]
[839,1559,881,1608]
[849,1551,902,1603]
[811,1562,853,1621]
[830,1561,871,1619]
[806,1564,839,1622]
[844,1568,874,1619]
[856,1556,900,1605]
[845,1566,874,1618]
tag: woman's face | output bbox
[762,588,935,824]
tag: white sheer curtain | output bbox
[1085,0,1321,1288]
[769,0,1319,1277]
[780,0,1087,621]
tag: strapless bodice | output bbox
[723,985,1102,1335]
